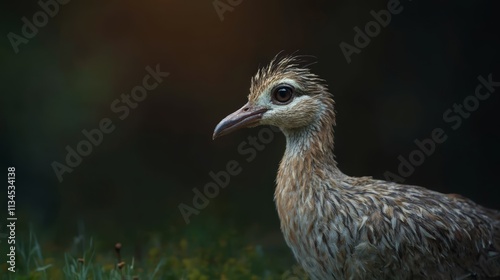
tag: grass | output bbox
[0,223,308,280]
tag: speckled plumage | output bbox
[214,55,500,280]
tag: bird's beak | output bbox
[213,103,268,140]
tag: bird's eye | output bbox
[272,86,294,104]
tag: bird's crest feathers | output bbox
[249,54,328,102]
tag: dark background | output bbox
[1,0,499,271]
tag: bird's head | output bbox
[213,55,334,139]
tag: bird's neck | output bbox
[275,98,343,227]
[281,99,339,172]
[282,125,337,167]
[277,98,343,199]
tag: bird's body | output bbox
[213,55,500,279]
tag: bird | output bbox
[212,55,500,280]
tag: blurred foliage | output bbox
[0,224,303,280]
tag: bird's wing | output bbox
[342,177,500,278]
[443,192,500,278]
